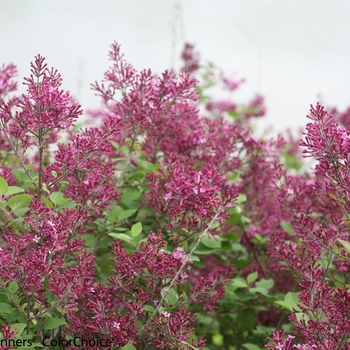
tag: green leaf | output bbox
[143,305,155,313]
[120,344,137,350]
[252,305,268,311]
[131,222,142,237]
[0,176,9,196]
[255,278,274,290]
[13,207,30,217]
[274,301,293,312]
[118,209,137,221]
[236,309,255,330]
[190,255,200,262]
[230,277,248,289]
[280,221,294,234]
[8,282,19,294]
[57,201,76,210]
[253,233,268,245]
[41,195,53,209]
[249,287,268,296]
[231,243,248,254]
[227,171,240,182]
[12,157,21,165]
[283,151,303,170]
[105,205,124,222]
[196,314,218,327]
[122,188,141,201]
[285,291,301,311]
[227,110,241,119]
[0,303,13,314]
[50,192,64,204]
[226,212,242,225]
[194,243,218,255]
[112,226,128,232]
[202,235,222,249]
[180,292,188,304]
[282,323,292,332]
[338,238,350,255]
[247,271,258,284]
[243,344,262,350]
[241,215,251,223]
[43,318,68,329]
[5,186,24,196]
[108,233,132,243]
[186,333,199,345]
[161,287,179,306]
[234,288,258,300]
[10,323,26,336]
[125,172,145,182]
[254,325,271,336]
[295,312,309,325]
[236,194,247,204]
[12,168,32,187]
[110,141,120,150]
[138,159,155,172]
[8,194,34,211]
[333,245,342,255]
[56,198,71,206]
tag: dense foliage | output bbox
[0,42,349,350]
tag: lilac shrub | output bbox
[0,41,349,350]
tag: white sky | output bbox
[1,0,350,136]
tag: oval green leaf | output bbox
[274,301,293,312]
[118,209,137,221]
[0,176,9,196]
[120,344,137,350]
[236,194,247,204]
[41,195,54,209]
[131,222,142,237]
[8,282,19,294]
[247,271,258,284]
[109,233,132,243]
[8,194,34,211]
[0,303,13,315]
[202,235,222,249]
[50,192,64,204]
[10,323,26,336]
[161,287,179,306]
[43,318,68,329]
[338,238,350,255]
[6,186,24,196]
[284,291,301,311]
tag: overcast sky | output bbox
[1,0,350,137]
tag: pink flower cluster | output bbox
[0,63,17,100]
[146,154,237,237]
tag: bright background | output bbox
[1,0,350,136]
